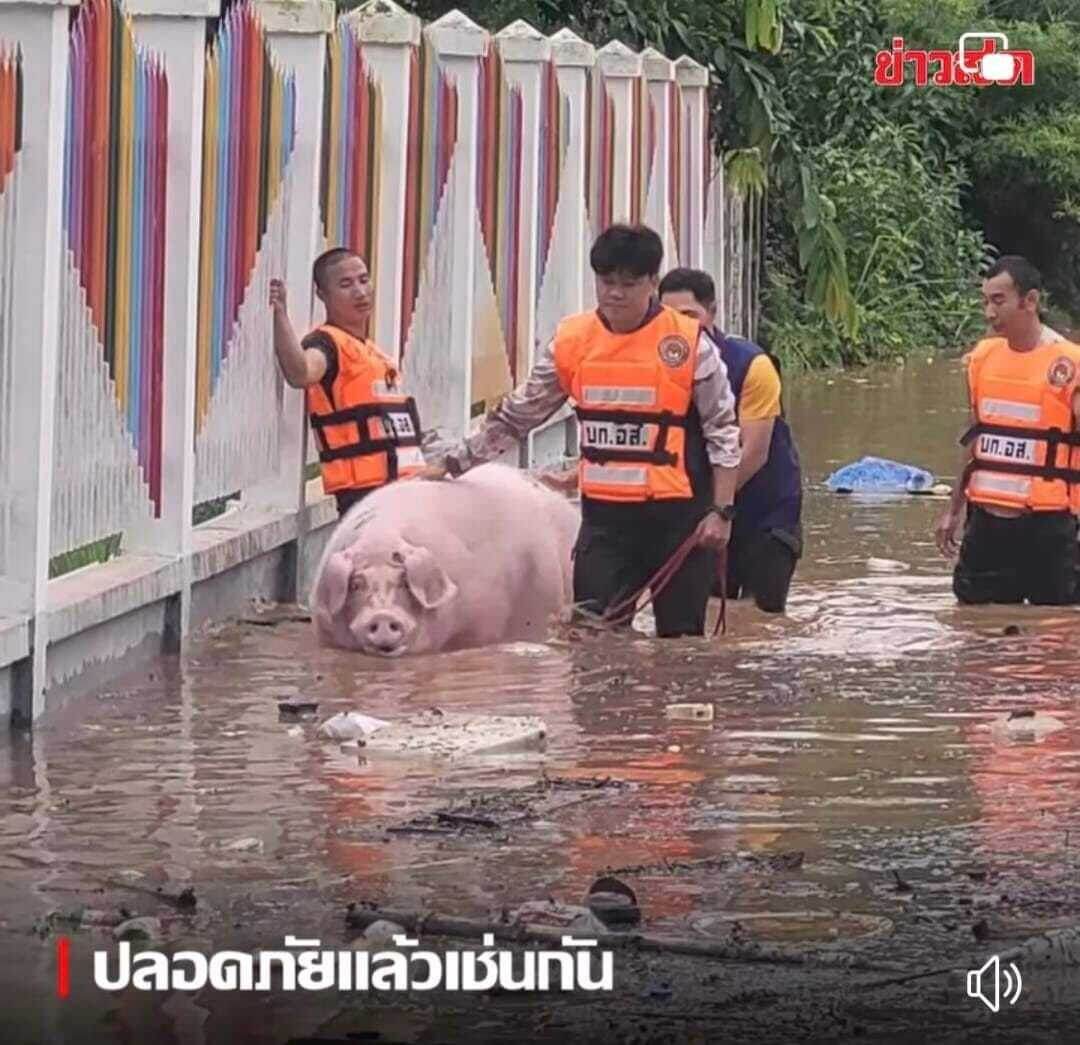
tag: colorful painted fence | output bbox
[297,6,743,473]
[0,44,22,576]
[399,32,459,360]
[536,58,566,306]
[320,21,381,293]
[51,0,168,558]
[477,48,523,381]
[2,0,753,579]
[194,1,296,505]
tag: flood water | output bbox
[4,356,1080,1042]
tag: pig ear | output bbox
[320,552,354,616]
[396,542,458,610]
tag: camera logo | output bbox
[966,954,1023,1013]
[874,33,1035,87]
[958,32,1016,81]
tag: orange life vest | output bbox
[552,307,701,502]
[305,325,425,494]
[962,336,1080,513]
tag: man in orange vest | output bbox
[417,224,742,638]
[935,255,1080,604]
[269,248,426,516]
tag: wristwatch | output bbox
[711,503,736,521]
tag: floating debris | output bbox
[891,869,913,894]
[31,908,85,939]
[985,710,1066,743]
[508,900,608,936]
[240,602,312,627]
[317,711,390,741]
[362,919,406,944]
[586,875,641,928]
[380,776,631,839]
[608,851,805,877]
[278,698,319,720]
[642,978,674,1001]
[362,713,546,760]
[221,837,263,853]
[113,916,163,943]
[664,703,715,722]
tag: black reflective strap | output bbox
[960,421,1080,447]
[574,406,688,428]
[310,403,385,430]
[319,437,402,464]
[311,397,422,468]
[574,406,686,467]
[961,420,1080,488]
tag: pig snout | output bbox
[353,607,414,657]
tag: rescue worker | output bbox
[417,223,742,638]
[269,248,425,516]
[934,255,1080,604]
[659,267,803,613]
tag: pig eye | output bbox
[348,574,365,592]
[390,551,405,565]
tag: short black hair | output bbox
[658,267,716,309]
[313,247,362,291]
[590,224,664,278]
[985,255,1042,296]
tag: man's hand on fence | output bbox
[269,278,288,316]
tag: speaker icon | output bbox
[966,954,1023,1012]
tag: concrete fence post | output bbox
[493,19,548,467]
[124,1,220,649]
[348,0,422,362]
[641,46,676,268]
[675,55,708,270]
[523,27,594,469]
[495,20,547,377]
[423,9,485,440]
[245,0,334,535]
[0,0,78,725]
[547,28,594,319]
[594,40,643,228]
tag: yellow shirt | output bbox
[738,353,782,421]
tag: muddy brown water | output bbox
[4,357,1080,1043]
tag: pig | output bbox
[309,463,580,657]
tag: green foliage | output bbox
[336,0,1078,368]
[764,124,988,368]
[46,496,237,577]
[966,105,1080,316]
[49,535,122,579]
[341,0,860,334]
[873,5,1080,319]
[744,0,784,53]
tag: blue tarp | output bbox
[825,456,936,494]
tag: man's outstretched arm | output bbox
[420,342,569,477]
[270,278,327,388]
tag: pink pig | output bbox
[309,463,579,656]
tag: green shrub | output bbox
[764,123,987,368]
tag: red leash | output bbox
[601,534,727,639]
